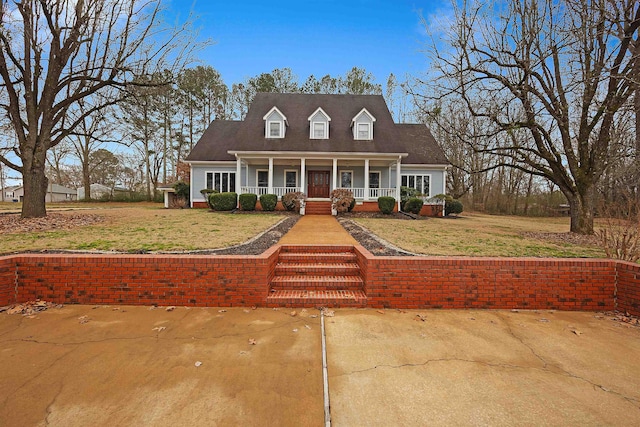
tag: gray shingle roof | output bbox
[186,93,448,165]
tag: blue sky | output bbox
[166,0,452,86]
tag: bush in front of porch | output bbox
[259,194,278,211]
[330,189,355,213]
[209,192,238,211]
[378,196,396,214]
[239,193,257,211]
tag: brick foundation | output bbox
[0,247,638,313]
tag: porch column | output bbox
[364,159,370,201]
[268,157,274,194]
[396,157,402,211]
[300,158,306,194]
[332,158,338,190]
[235,156,242,195]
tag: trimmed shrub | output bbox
[239,193,257,211]
[282,191,305,212]
[404,197,424,215]
[259,194,278,211]
[401,186,420,205]
[209,192,237,211]
[446,199,464,216]
[201,189,218,209]
[330,188,355,213]
[378,196,396,214]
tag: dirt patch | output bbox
[0,212,105,234]
[522,231,600,247]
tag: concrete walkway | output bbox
[278,215,357,245]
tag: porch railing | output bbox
[336,187,397,199]
[240,186,300,198]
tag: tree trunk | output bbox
[22,166,48,218]
[567,185,595,234]
[82,163,91,201]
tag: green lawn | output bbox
[0,203,283,254]
[354,212,605,258]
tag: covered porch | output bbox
[230,151,406,206]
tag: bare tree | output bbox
[0,0,197,217]
[418,0,639,234]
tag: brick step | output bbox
[275,262,360,276]
[270,275,364,290]
[278,252,358,263]
[279,245,355,254]
[304,202,332,215]
[266,289,368,308]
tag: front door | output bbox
[308,171,330,198]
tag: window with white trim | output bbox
[352,108,376,140]
[269,122,282,138]
[313,122,326,139]
[257,170,268,188]
[206,172,236,193]
[369,171,380,189]
[401,174,431,196]
[308,107,331,139]
[357,123,371,140]
[340,171,353,188]
[284,170,298,188]
[264,106,286,138]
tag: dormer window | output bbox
[263,106,287,139]
[269,122,282,138]
[308,107,331,139]
[357,123,371,139]
[352,108,376,140]
[313,122,326,138]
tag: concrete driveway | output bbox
[1,306,639,426]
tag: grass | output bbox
[0,203,283,254]
[354,212,606,258]
[0,204,609,258]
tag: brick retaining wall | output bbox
[0,258,15,306]
[0,247,638,314]
[2,247,280,307]
[616,261,640,316]
[357,247,617,311]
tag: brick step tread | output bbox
[279,245,355,253]
[270,276,363,289]
[271,274,363,283]
[274,265,360,276]
[266,289,368,307]
[279,252,357,262]
[276,262,359,269]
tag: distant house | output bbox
[77,184,129,200]
[3,183,77,202]
[185,93,449,214]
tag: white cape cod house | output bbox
[186,93,449,214]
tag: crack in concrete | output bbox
[1,345,78,410]
[494,312,550,368]
[331,357,640,408]
[0,316,309,346]
[43,380,64,426]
